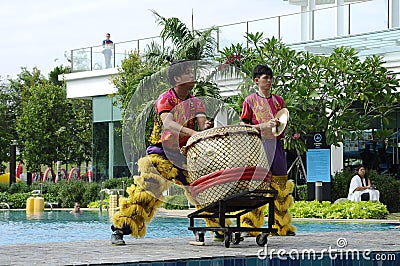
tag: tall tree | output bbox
[218,34,400,152]
[0,78,14,173]
[16,81,69,171]
[0,68,46,172]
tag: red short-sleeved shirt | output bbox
[240,93,285,137]
[150,88,206,149]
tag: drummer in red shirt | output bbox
[110,60,214,245]
[240,64,296,236]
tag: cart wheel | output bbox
[233,232,241,245]
[256,233,268,246]
[224,233,231,248]
[197,232,205,242]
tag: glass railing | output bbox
[69,0,389,72]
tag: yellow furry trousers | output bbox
[239,175,296,236]
[270,175,296,235]
[110,154,230,238]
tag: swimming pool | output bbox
[0,210,398,245]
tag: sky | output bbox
[0,0,300,79]
[0,0,387,79]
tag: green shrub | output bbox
[88,195,109,208]
[82,182,102,207]
[289,200,388,219]
[332,168,400,212]
[98,177,134,197]
[294,184,307,201]
[0,183,9,192]
[8,182,31,193]
[162,194,188,210]
[0,192,31,208]
[0,178,129,209]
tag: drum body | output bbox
[182,125,271,206]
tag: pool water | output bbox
[0,210,398,245]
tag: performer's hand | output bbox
[260,120,277,129]
[204,119,214,129]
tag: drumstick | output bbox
[209,107,221,122]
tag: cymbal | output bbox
[271,108,289,136]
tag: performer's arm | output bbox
[160,112,197,137]
[197,114,214,131]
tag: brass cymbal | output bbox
[271,108,289,136]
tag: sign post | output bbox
[306,132,332,201]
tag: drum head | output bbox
[272,108,289,136]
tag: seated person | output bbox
[347,165,380,202]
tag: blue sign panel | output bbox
[306,149,331,182]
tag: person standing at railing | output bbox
[102,33,113,68]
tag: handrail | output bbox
[0,202,10,210]
[68,1,383,73]
[45,202,58,210]
[98,181,125,214]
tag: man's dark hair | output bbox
[167,60,193,86]
[253,64,273,80]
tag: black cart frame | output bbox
[188,189,278,248]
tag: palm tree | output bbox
[117,12,229,165]
[150,10,218,62]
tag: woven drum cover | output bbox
[184,125,269,184]
[196,180,270,206]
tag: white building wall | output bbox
[59,68,118,99]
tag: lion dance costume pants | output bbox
[110,154,230,238]
[239,140,296,236]
[111,141,296,237]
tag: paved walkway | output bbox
[0,230,399,265]
[1,209,400,265]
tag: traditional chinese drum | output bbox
[181,125,271,206]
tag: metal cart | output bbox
[188,189,278,248]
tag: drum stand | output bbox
[287,148,307,180]
[187,189,278,248]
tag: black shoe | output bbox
[286,231,296,236]
[213,232,224,242]
[111,230,125,245]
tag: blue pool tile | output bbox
[148,263,164,266]
[176,260,188,266]
[186,260,200,266]
[288,258,301,266]
[210,258,223,266]
[232,257,245,266]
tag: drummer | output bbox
[240,64,296,236]
[110,60,214,245]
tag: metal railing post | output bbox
[113,43,116,68]
[90,47,93,71]
[71,50,74,72]
[216,28,220,51]
[311,9,315,40]
[348,4,351,35]
[246,21,249,48]
[277,15,281,40]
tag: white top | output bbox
[347,174,379,202]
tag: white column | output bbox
[301,5,308,41]
[308,0,316,40]
[337,0,345,36]
[109,121,114,179]
[392,0,400,28]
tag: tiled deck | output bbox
[0,223,399,265]
[1,209,399,265]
